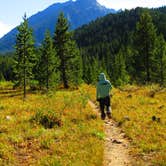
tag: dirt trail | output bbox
[88,100,133,166]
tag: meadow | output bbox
[86,84,166,166]
[0,82,166,166]
[0,82,104,166]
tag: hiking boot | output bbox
[107,112,112,119]
[101,113,106,120]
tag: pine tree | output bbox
[14,14,35,99]
[82,54,92,84]
[82,55,108,84]
[53,12,82,88]
[114,50,129,86]
[37,30,59,91]
[66,40,82,87]
[134,11,157,83]
[154,34,166,85]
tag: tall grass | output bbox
[0,83,104,166]
[86,84,166,165]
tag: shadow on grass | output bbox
[0,88,23,98]
[0,93,23,98]
[0,89,22,94]
[0,88,42,98]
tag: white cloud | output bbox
[97,0,166,10]
[0,21,13,38]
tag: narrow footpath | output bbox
[88,100,133,166]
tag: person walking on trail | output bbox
[96,73,112,120]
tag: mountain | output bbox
[0,0,116,53]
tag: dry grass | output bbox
[0,82,104,166]
[85,84,166,166]
[1,82,165,166]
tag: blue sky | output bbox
[0,0,165,37]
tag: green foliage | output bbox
[36,30,60,90]
[113,49,130,86]
[153,34,166,85]
[31,109,62,128]
[0,54,14,81]
[14,14,36,98]
[29,80,39,91]
[134,11,157,83]
[82,55,105,84]
[66,40,83,87]
[91,131,105,140]
[74,7,166,85]
[1,7,166,86]
[0,72,5,81]
[54,12,82,88]
[0,105,5,111]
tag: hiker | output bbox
[96,73,112,120]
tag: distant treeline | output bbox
[0,7,166,93]
[0,53,14,81]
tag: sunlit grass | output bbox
[0,83,104,166]
[1,82,165,165]
[85,84,166,165]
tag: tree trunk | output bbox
[145,44,150,83]
[62,69,68,88]
[61,57,69,88]
[146,54,150,82]
[23,56,26,100]
[160,56,163,85]
[46,55,49,92]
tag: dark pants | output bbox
[99,96,111,119]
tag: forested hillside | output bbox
[74,7,166,85]
[0,7,166,88]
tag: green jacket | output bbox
[96,73,112,99]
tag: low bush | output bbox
[31,109,62,128]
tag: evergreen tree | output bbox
[134,11,157,83]
[37,30,59,91]
[82,53,93,84]
[154,34,166,85]
[0,55,14,81]
[124,46,136,81]
[74,7,166,84]
[82,55,106,84]
[14,14,35,99]
[102,44,111,76]
[66,40,82,87]
[113,50,129,86]
[53,12,82,88]
[90,57,101,84]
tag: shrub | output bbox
[30,80,39,91]
[31,109,62,128]
[0,105,4,111]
